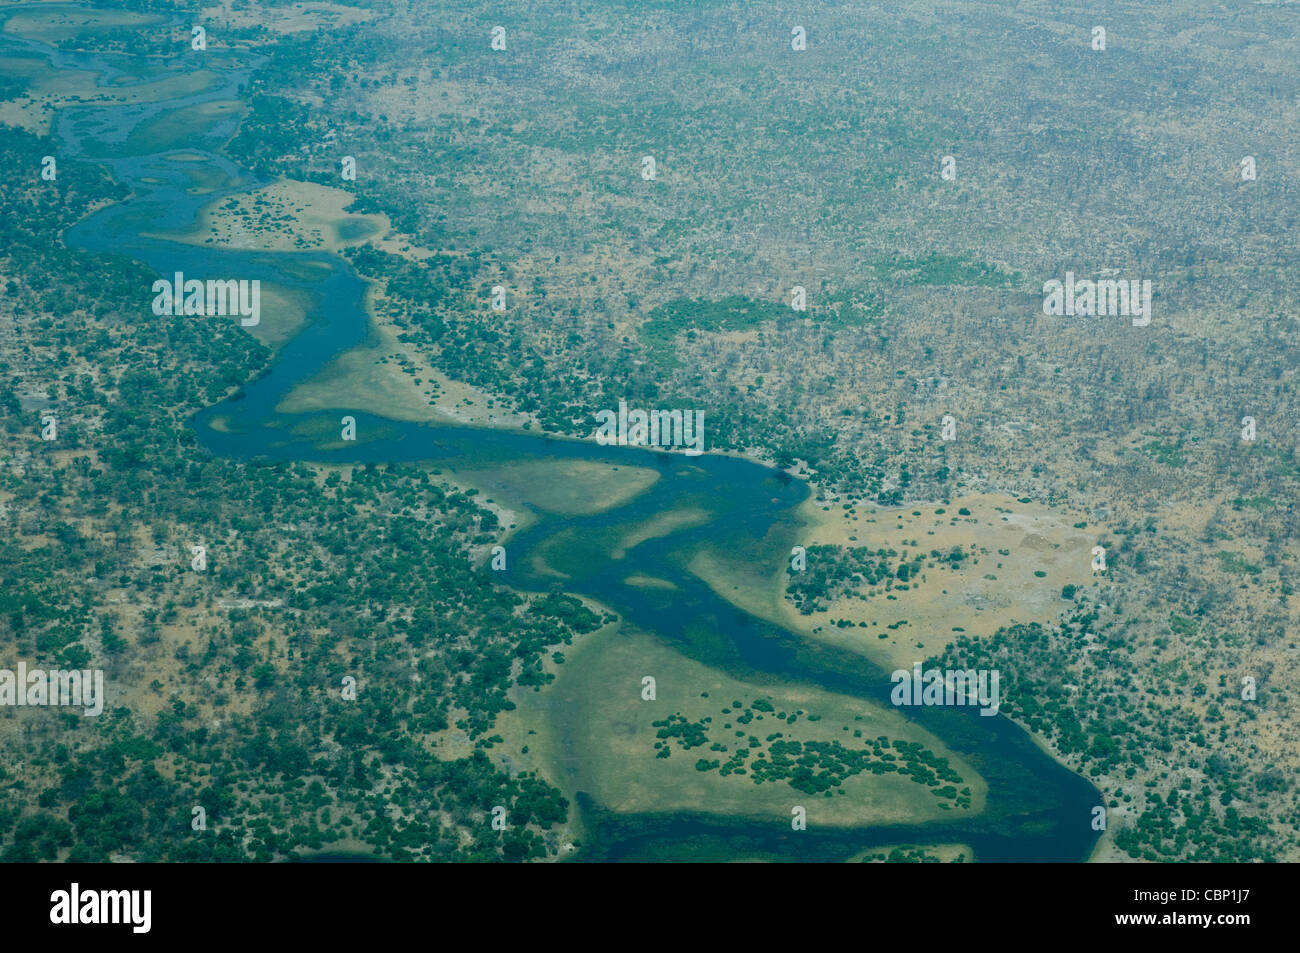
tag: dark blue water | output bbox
[9,4,1102,861]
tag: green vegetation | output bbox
[857,844,969,863]
[639,296,788,369]
[870,252,1019,289]
[1216,552,1261,576]
[1141,440,1186,468]
[786,544,959,613]
[653,701,971,805]
[936,614,1283,861]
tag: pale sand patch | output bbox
[246,282,312,352]
[160,179,521,427]
[788,491,1102,671]
[624,574,678,590]
[278,287,538,429]
[0,56,219,134]
[612,507,711,559]
[159,179,392,256]
[847,842,974,863]
[201,0,375,35]
[688,490,1103,674]
[451,459,660,519]
[155,175,450,266]
[2,7,165,43]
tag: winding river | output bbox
[7,5,1102,862]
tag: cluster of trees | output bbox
[785,544,934,614]
[935,609,1287,861]
[859,845,966,863]
[654,703,968,805]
